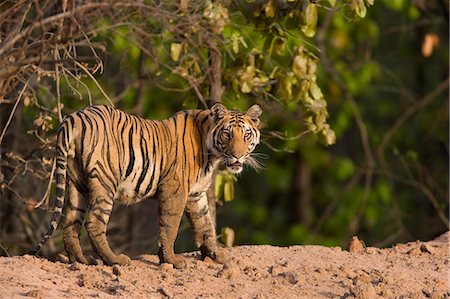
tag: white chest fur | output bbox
[189,161,219,196]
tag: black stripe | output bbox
[135,126,149,193]
[54,198,64,208]
[56,187,65,198]
[95,162,116,189]
[144,124,157,195]
[198,205,208,216]
[56,173,65,184]
[76,112,87,159]
[181,112,188,177]
[125,120,135,177]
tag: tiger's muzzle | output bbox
[226,161,243,174]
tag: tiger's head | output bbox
[208,103,262,174]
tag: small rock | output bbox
[112,265,122,276]
[420,243,435,254]
[203,256,214,264]
[269,265,284,276]
[77,274,85,287]
[365,247,378,254]
[160,263,174,271]
[157,287,173,298]
[217,260,240,279]
[339,266,356,279]
[353,272,372,285]
[380,288,394,298]
[422,288,433,297]
[407,246,421,256]
[68,262,82,271]
[254,292,267,299]
[25,289,44,298]
[278,271,298,285]
[351,284,377,299]
[348,236,365,253]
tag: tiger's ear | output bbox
[210,103,228,122]
[246,104,262,126]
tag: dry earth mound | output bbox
[1,232,448,298]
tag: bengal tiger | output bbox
[30,103,262,269]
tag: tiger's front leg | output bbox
[185,192,228,264]
[158,191,188,269]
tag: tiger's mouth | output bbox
[226,161,243,174]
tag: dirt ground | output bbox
[1,232,448,299]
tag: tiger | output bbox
[30,103,262,269]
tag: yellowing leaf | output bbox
[278,74,297,102]
[221,227,235,247]
[292,55,308,77]
[310,82,323,100]
[264,0,276,18]
[224,181,234,202]
[241,81,252,93]
[215,173,224,199]
[351,0,367,18]
[301,3,318,37]
[170,43,183,62]
[319,128,336,146]
[328,0,337,7]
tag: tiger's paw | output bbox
[162,255,187,269]
[200,245,229,264]
[114,254,131,266]
[104,253,131,266]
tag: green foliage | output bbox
[7,0,447,256]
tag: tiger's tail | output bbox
[29,120,70,255]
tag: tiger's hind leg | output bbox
[185,193,228,264]
[85,180,130,266]
[62,180,90,264]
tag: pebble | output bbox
[112,265,122,276]
[25,289,44,298]
[407,246,421,256]
[353,272,372,285]
[203,256,214,264]
[420,243,435,254]
[157,287,173,298]
[269,265,284,276]
[351,284,376,299]
[278,271,298,285]
[217,260,240,279]
[160,263,174,271]
[348,236,365,253]
[68,262,82,271]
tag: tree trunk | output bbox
[292,155,312,227]
[206,40,223,226]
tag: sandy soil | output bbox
[1,232,448,299]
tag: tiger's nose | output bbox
[231,153,244,159]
